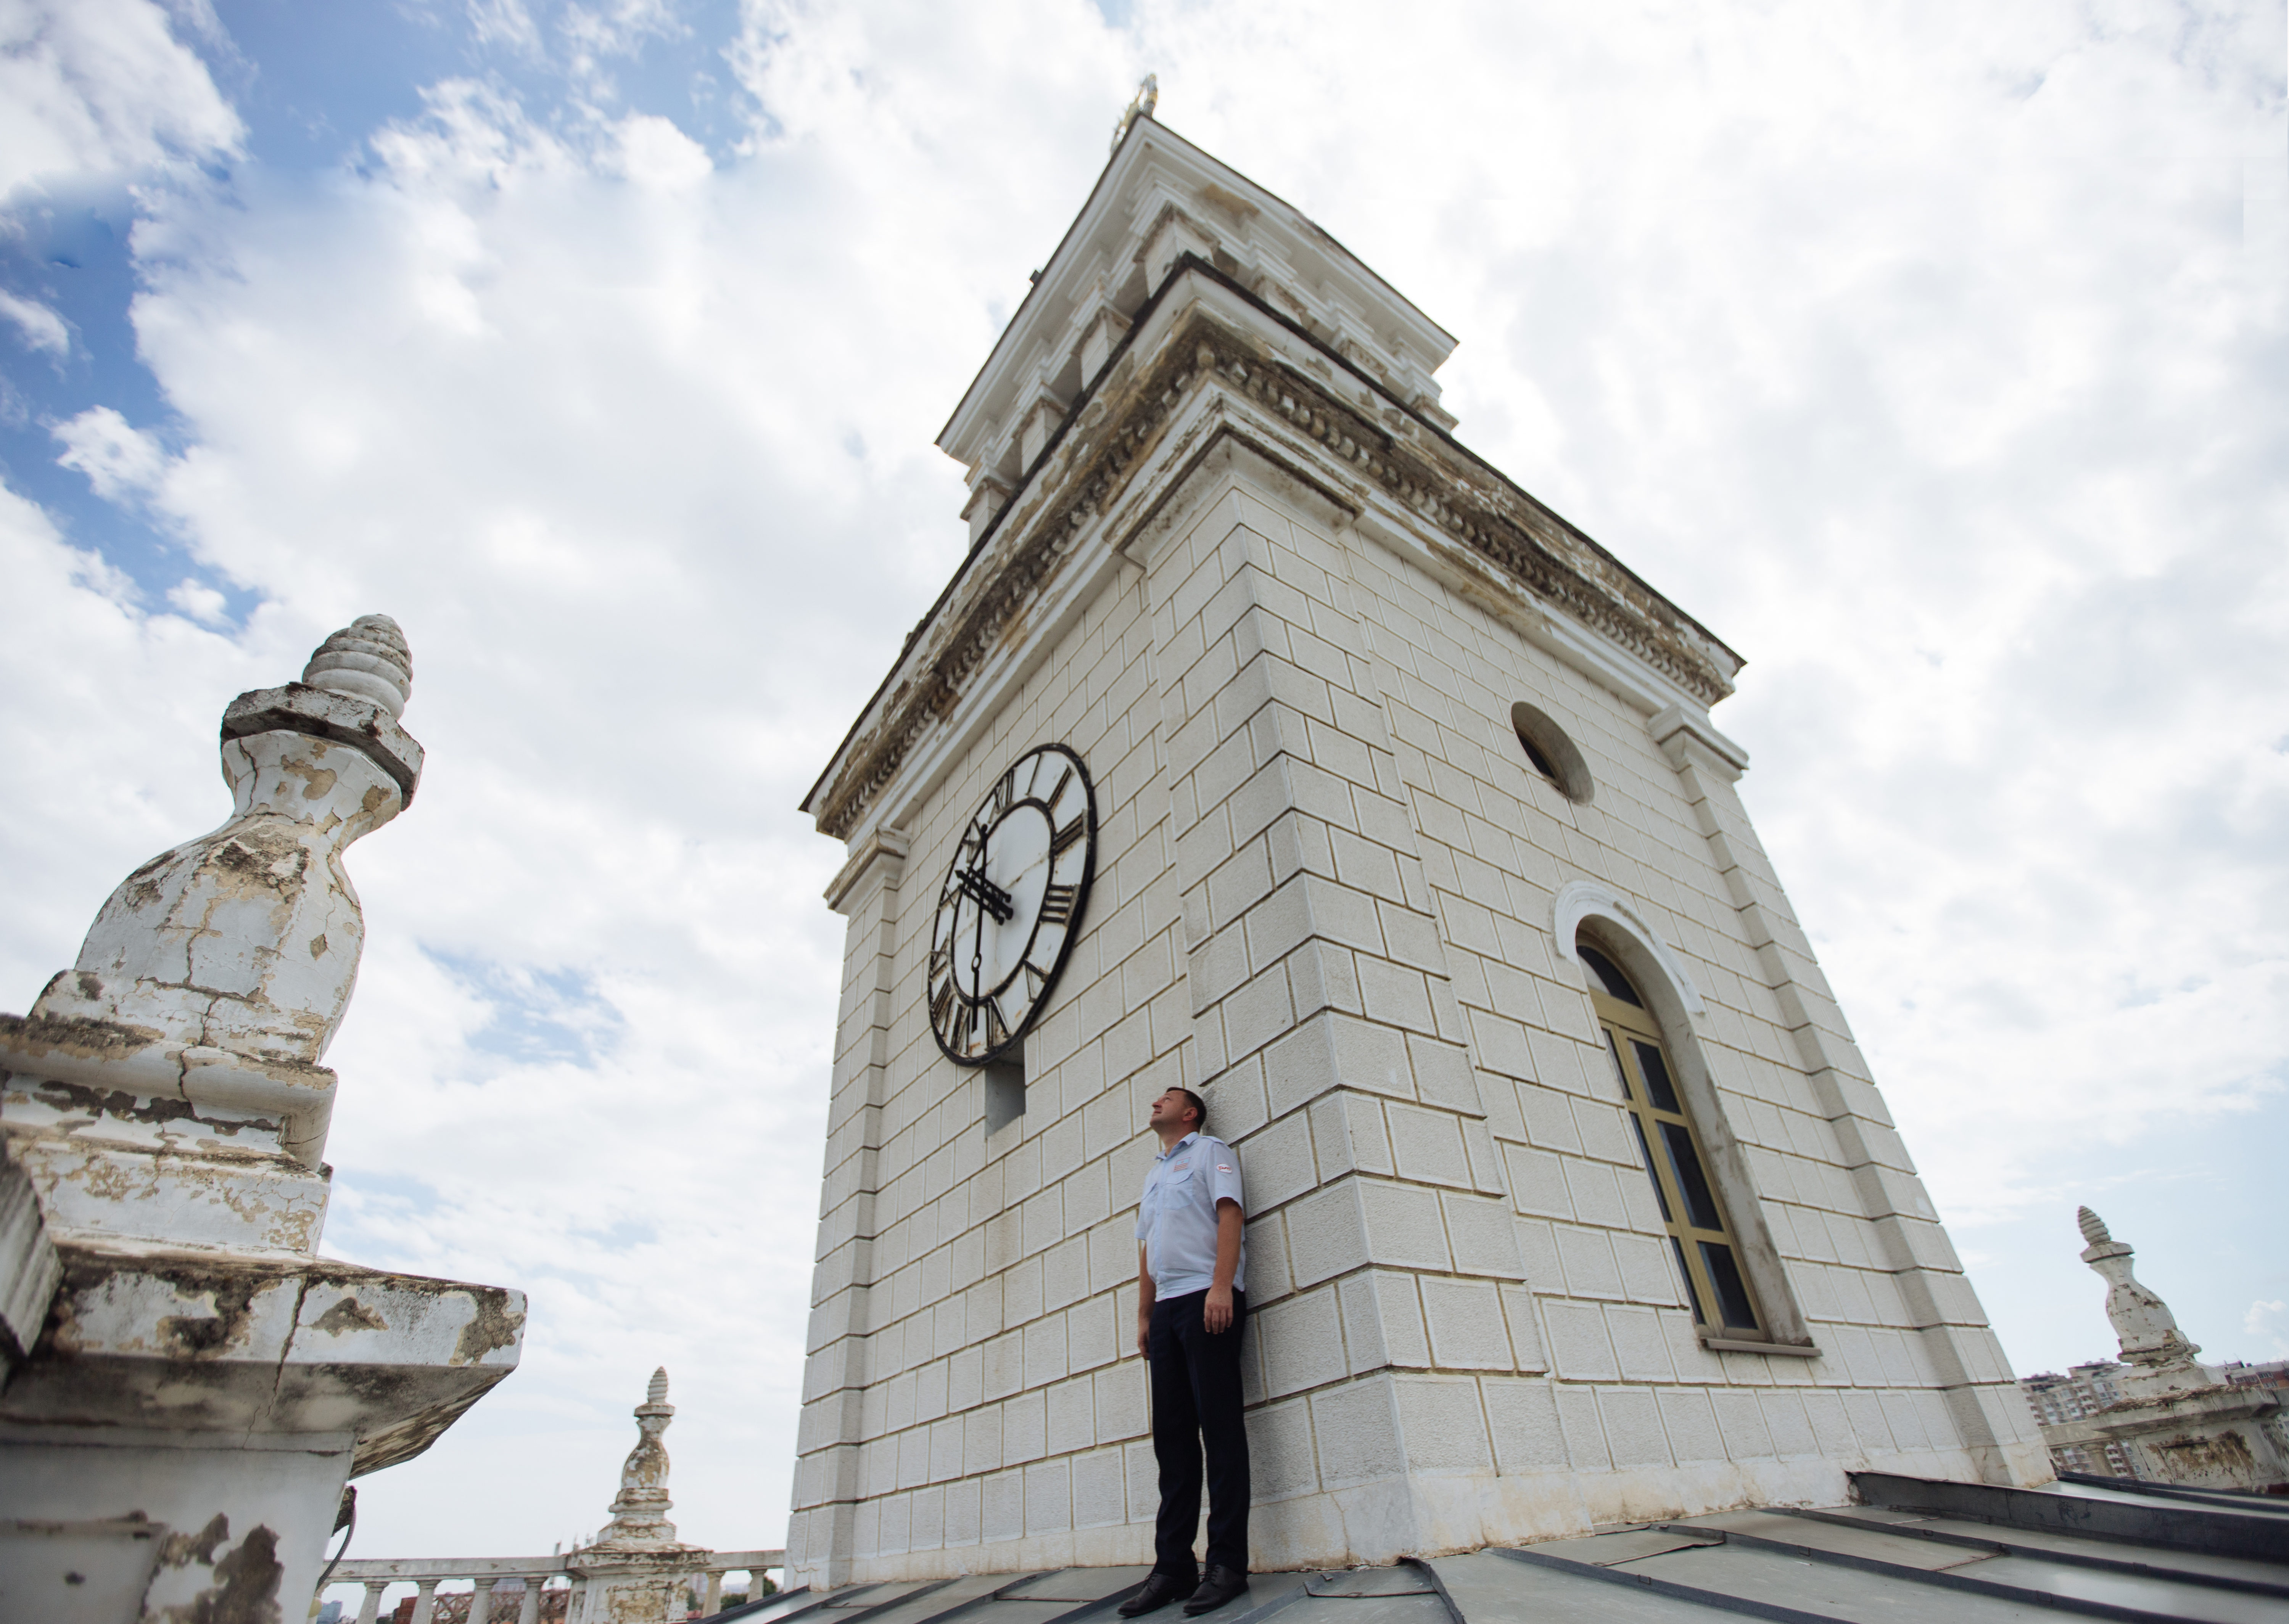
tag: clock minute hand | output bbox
[956,862,1016,925]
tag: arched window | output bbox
[1579,939,1764,1338]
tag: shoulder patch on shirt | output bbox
[1216,1164,1232,1172]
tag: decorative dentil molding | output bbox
[808,272,1742,842]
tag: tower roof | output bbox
[938,114,1459,483]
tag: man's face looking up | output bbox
[1148,1088,1196,1133]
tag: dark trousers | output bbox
[1148,1288,1249,1578]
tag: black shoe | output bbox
[1182,1567,1250,1617]
[1118,1573,1194,1618]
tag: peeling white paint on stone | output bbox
[0,616,525,1624]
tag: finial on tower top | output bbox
[647,1367,669,1406]
[2077,1206,2111,1247]
[303,613,413,719]
[1111,74,1159,152]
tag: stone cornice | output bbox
[806,259,1743,843]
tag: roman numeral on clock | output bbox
[1038,883,1079,927]
[1050,815,1086,857]
[930,980,953,1032]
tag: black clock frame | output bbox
[927,742,1098,1067]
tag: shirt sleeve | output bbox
[1133,1167,1153,1241]
[1205,1140,1243,1213]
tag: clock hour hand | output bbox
[956,862,1016,925]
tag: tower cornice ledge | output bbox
[804,258,1743,842]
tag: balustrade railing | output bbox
[323,1550,783,1624]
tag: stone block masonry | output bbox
[787,112,2046,1586]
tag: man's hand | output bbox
[1137,1310,1152,1359]
[1203,1283,1234,1335]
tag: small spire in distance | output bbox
[1111,74,1159,153]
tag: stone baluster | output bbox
[470,1577,498,1624]
[357,1581,391,1624]
[517,1577,546,1624]
[409,1579,441,1624]
[702,1571,723,1616]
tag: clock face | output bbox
[928,743,1098,1065]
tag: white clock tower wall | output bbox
[787,114,2047,1588]
[797,564,1193,1586]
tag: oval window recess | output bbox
[1511,701,1594,804]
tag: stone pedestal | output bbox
[0,617,525,1621]
[2042,1383,2287,1492]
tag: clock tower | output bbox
[787,110,2047,1587]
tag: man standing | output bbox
[1119,1086,1250,1618]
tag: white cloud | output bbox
[0,0,2284,1564]
[466,0,546,59]
[2249,1299,2289,1358]
[165,576,227,624]
[53,405,170,501]
[0,0,241,201]
[0,286,68,354]
[609,111,712,189]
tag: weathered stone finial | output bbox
[22,614,423,1079]
[1,613,429,1252]
[303,612,413,718]
[589,1365,681,1550]
[1111,73,1159,152]
[2077,1208,2203,1377]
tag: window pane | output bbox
[1670,1236,1705,1324]
[1604,1032,1633,1100]
[1632,1039,1682,1112]
[1699,1241,1759,1331]
[1630,1117,1670,1221]
[1578,944,1642,1005]
[1660,1121,1724,1231]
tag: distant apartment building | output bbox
[2220,1359,2289,1393]
[2019,1364,2134,1476]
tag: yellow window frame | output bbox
[1589,981,1766,1338]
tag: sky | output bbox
[1,0,2284,1585]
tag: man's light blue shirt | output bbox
[1135,1131,1246,1297]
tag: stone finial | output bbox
[2076,1207,2205,1380]
[303,613,412,718]
[1111,73,1159,151]
[2,613,428,1198]
[588,1365,682,1550]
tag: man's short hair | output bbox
[1173,1087,1207,1132]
